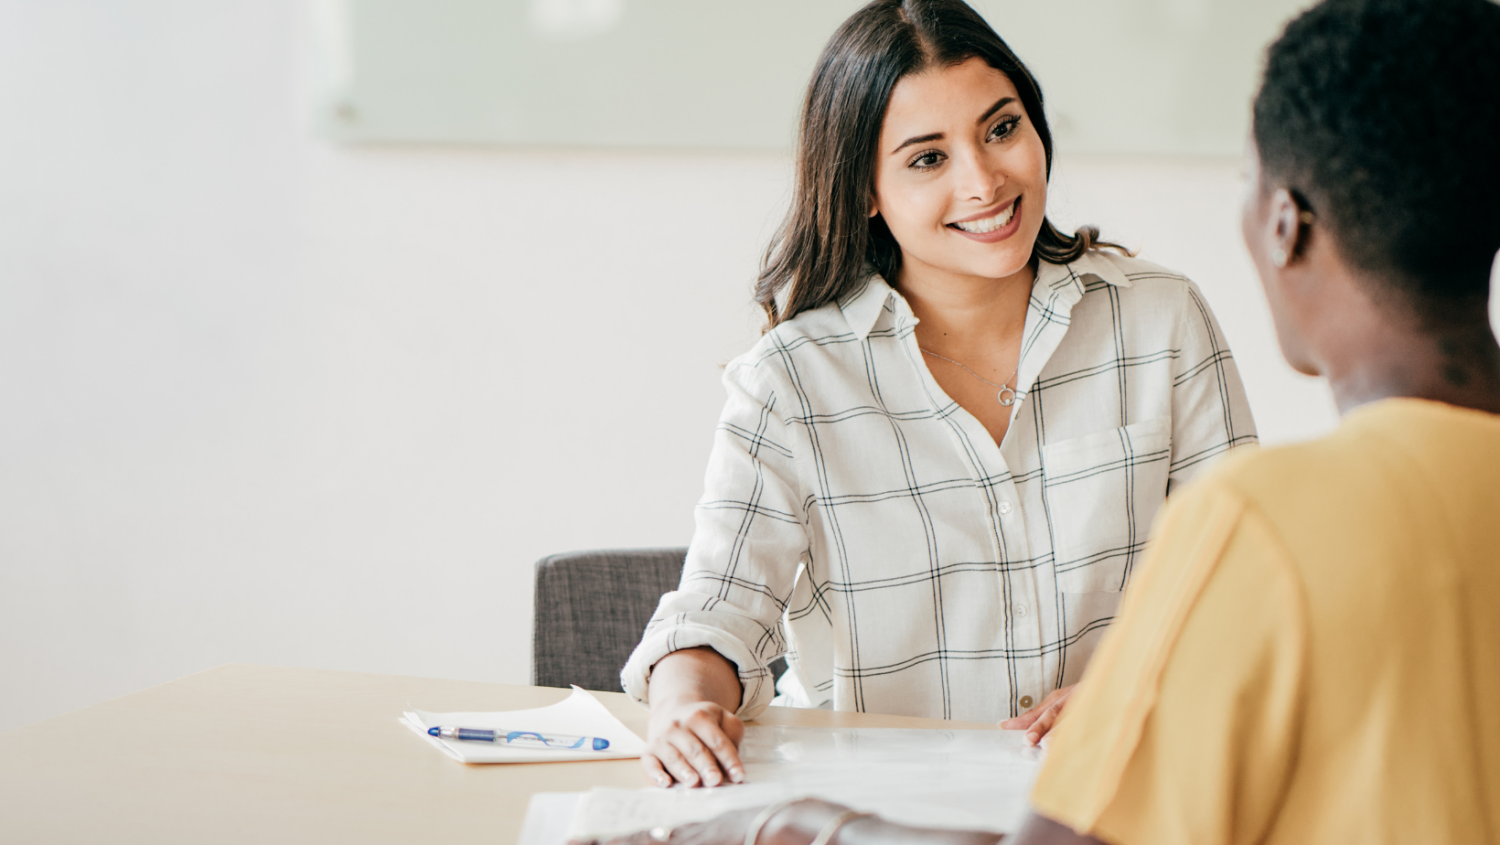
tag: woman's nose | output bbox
[952,145,1005,202]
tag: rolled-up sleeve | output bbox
[621,357,808,719]
[1167,281,1257,489]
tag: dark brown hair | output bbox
[1253,0,1500,317]
[756,0,1122,327]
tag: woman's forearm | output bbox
[641,647,748,786]
[647,646,743,712]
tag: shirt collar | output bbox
[839,273,899,340]
[1035,250,1134,295]
[838,252,1132,341]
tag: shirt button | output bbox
[998,501,1013,515]
[1019,695,1034,709]
[1013,603,1028,618]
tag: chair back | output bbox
[531,547,688,691]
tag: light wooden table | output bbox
[0,664,998,844]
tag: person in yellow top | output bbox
[1014,0,1500,838]
[582,0,1500,842]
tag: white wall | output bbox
[0,1,1492,732]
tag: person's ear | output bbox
[1268,188,1313,268]
[869,196,880,219]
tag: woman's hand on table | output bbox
[1000,684,1075,746]
[643,647,748,788]
[643,698,746,788]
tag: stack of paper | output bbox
[522,725,1044,845]
[400,686,647,763]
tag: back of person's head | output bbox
[756,0,1110,327]
[1252,0,1500,321]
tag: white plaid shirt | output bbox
[622,251,1257,722]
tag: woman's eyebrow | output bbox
[889,96,1019,155]
[978,96,1017,125]
[892,132,943,155]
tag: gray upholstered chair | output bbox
[531,547,689,691]
[531,547,785,692]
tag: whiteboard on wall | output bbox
[311,0,1312,156]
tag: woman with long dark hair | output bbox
[621,0,1255,788]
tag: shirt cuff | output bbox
[620,622,780,720]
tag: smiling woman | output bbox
[619,0,1257,790]
[756,5,1122,328]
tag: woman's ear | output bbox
[868,194,879,218]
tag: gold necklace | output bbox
[920,348,1023,406]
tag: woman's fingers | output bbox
[658,708,744,786]
[1024,701,1061,745]
[695,710,746,784]
[999,686,1072,731]
[999,693,1052,729]
[644,700,748,787]
[652,736,704,787]
[675,715,735,786]
[1023,687,1074,745]
[640,752,675,788]
[675,729,726,787]
[999,706,1041,730]
[657,716,738,787]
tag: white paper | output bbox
[519,793,585,845]
[540,725,1044,841]
[399,686,646,763]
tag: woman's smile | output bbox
[948,195,1023,242]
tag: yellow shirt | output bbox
[1031,399,1500,845]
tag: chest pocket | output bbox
[1042,416,1172,594]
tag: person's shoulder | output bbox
[1090,250,1192,286]
[1071,250,1201,307]
[1204,401,1500,503]
[733,276,886,367]
[1174,416,1410,563]
[1063,251,1230,348]
[1198,434,1357,509]
[723,295,864,384]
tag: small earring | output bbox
[1272,247,1288,268]
[1298,210,1316,225]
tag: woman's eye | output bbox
[909,151,944,170]
[988,116,1021,142]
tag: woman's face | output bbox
[871,57,1049,286]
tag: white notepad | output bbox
[519,725,1045,845]
[400,686,646,763]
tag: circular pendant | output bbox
[997,386,1017,406]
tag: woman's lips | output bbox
[947,196,1023,243]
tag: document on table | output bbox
[399,686,646,763]
[519,725,1044,845]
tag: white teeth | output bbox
[953,200,1017,233]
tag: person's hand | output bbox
[1000,684,1075,746]
[642,698,746,788]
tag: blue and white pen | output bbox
[427,726,611,751]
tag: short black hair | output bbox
[1253,0,1500,312]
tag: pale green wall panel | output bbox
[313,0,1312,155]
